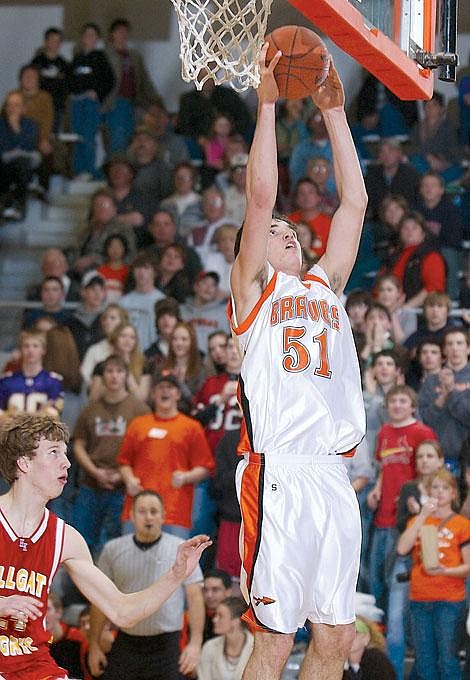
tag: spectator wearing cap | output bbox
[145,209,202,284]
[66,271,107,360]
[222,152,247,226]
[103,155,153,247]
[104,18,163,154]
[188,185,229,260]
[117,372,214,538]
[23,275,71,328]
[203,224,237,299]
[120,252,165,351]
[74,188,137,276]
[159,162,203,239]
[181,271,229,355]
[127,125,172,204]
[365,138,421,220]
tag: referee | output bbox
[88,490,205,679]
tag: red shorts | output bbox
[0,659,68,680]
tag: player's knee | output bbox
[310,623,355,660]
[253,631,294,670]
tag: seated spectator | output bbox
[161,321,207,405]
[403,291,456,354]
[188,185,229,258]
[214,134,248,193]
[288,178,332,256]
[23,275,72,328]
[363,349,403,454]
[89,322,151,403]
[199,113,233,176]
[343,616,396,680]
[44,324,82,396]
[159,161,203,240]
[367,385,437,611]
[305,156,339,215]
[120,251,165,351]
[144,297,181,374]
[104,18,162,154]
[102,156,151,246]
[345,289,372,350]
[372,195,408,268]
[360,302,409,370]
[0,328,64,418]
[221,152,247,226]
[128,125,172,204]
[74,189,136,276]
[418,327,470,475]
[80,302,129,386]
[397,469,470,680]
[69,23,115,177]
[180,271,229,355]
[46,592,88,680]
[198,597,253,680]
[31,27,69,132]
[0,90,40,220]
[141,101,189,169]
[375,273,417,344]
[406,338,444,392]
[18,63,54,191]
[365,139,421,220]
[408,92,462,182]
[275,98,308,172]
[73,354,150,556]
[145,209,202,284]
[458,72,470,148]
[289,109,335,190]
[204,330,229,377]
[203,223,237,299]
[154,243,191,303]
[27,248,80,302]
[414,171,464,301]
[66,271,106,360]
[387,211,446,308]
[97,232,130,301]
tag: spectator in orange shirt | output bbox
[288,178,332,256]
[397,469,470,680]
[118,372,214,538]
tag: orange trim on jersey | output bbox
[303,273,330,289]
[228,272,278,336]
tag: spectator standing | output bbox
[0,329,63,418]
[365,139,421,220]
[104,18,162,153]
[397,469,470,680]
[66,271,106,360]
[418,328,470,475]
[198,596,253,680]
[31,27,69,131]
[117,373,214,538]
[88,491,205,680]
[120,252,165,351]
[367,385,437,610]
[73,354,150,556]
[180,271,229,355]
[69,23,115,177]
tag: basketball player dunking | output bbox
[229,45,367,679]
[0,413,210,680]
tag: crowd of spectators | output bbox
[0,16,470,679]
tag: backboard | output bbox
[287,0,438,99]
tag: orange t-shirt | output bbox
[288,211,332,256]
[117,412,214,527]
[409,513,470,602]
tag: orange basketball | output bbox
[265,26,330,100]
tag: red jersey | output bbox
[0,508,65,675]
[375,420,437,528]
[195,374,242,452]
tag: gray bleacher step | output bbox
[66,179,106,195]
[45,204,88,221]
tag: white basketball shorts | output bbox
[236,452,361,634]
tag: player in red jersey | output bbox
[0,412,210,680]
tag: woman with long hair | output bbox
[161,321,206,402]
[80,303,129,386]
[375,273,417,344]
[89,322,150,402]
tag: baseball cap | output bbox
[195,270,220,285]
[230,152,248,169]
[81,270,105,289]
[152,372,181,389]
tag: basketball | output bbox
[265,26,330,100]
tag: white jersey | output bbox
[229,264,365,457]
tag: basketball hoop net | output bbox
[170,0,274,91]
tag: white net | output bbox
[170,0,274,91]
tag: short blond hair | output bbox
[20,328,46,349]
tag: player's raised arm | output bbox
[230,43,281,315]
[314,64,368,296]
[61,524,210,629]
